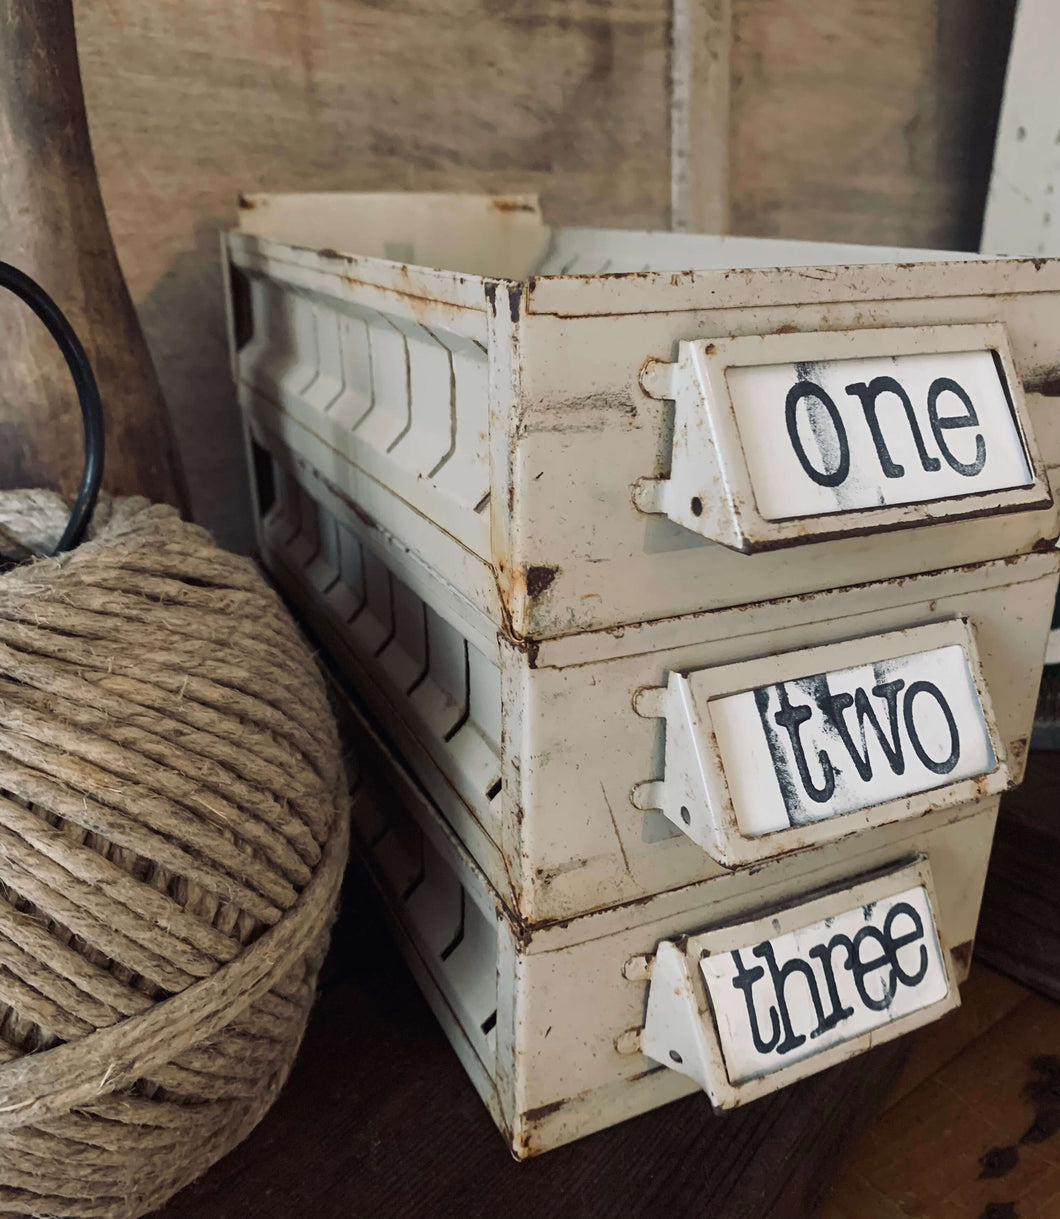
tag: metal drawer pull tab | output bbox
[642,861,958,1109]
[635,325,1051,553]
[635,619,1009,867]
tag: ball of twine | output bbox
[0,492,348,1219]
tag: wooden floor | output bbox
[824,965,1060,1219]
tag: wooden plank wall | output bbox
[73,0,1015,547]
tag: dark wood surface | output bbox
[976,750,1060,1002]
[0,0,185,509]
[155,851,909,1219]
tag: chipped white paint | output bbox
[643,860,957,1106]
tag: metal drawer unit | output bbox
[225,192,1060,642]
[342,685,995,1158]
[252,455,1056,925]
[225,193,1060,1151]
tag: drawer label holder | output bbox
[641,858,958,1109]
[635,323,1053,553]
[633,617,1009,868]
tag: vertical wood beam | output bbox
[670,0,731,233]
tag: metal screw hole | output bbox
[690,496,703,517]
[669,1050,683,1064]
[680,806,691,825]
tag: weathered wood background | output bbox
[72,0,1016,548]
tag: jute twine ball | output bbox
[0,493,348,1219]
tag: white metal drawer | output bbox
[227,197,1060,640]
[632,618,1008,867]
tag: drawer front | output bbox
[642,858,957,1109]
[636,323,1052,553]
[634,619,1008,867]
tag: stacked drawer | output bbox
[224,193,1060,1157]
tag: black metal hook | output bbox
[0,260,105,554]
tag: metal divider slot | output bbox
[410,606,469,742]
[264,466,301,551]
[335,523,367,621]
[405,835,464,960]
[349,785,389,848]
[447,643,503,804]
[439,890,465,962]
[304,304,344,416]
[249,439,276,519]
[328,310,374,431]
[353,315,410,453]
[371,802,423,900]
[305,504,341,596]
[378,576,428,695]
[387,319,453,475]
[347,547,394,656]
[319,521,364,622]
[442,642,471,743]
[286,485,322,569]
[441,891,499,1045]
[251,282,318,405]
[429,334,490,513]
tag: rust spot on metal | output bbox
[626,1064,666,1082]
[491,197,537,214]
[775,323,798,334]
[508,284,523,325]
[950,939,974,974]
[1009,736,1029,769]
[349,501,379,531]
[484,281,498,315]
[1033,374,1060,396]
[522,1097,568,1125]
[525,565,558,600]
[237,193,258,210]
[317,247,345,260]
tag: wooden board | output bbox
[728,0,1017,249]
[824,984,1060,1219]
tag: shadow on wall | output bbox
[136,219,253,555]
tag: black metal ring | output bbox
[0,261,105,554]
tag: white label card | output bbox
[726,350,1031,520]
[709,644,995,838]
[701,885,949,1084]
